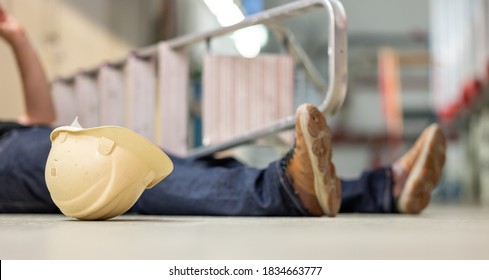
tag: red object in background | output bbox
[438,102,462,123]
[462,79,482,106]
[439,77,485,124]
[486,62,489,81]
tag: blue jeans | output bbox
[0,127,397,215]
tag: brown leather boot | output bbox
[394,123,447,214]
[286,104,341,217]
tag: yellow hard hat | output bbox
[45,119,173,220]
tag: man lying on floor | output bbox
[0,6,446,217]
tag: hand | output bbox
[0,4,25,45]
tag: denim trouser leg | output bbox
[133,155,397,215]
[0,128,59,213]
[0,127,397,215]
[340,167,397,213]
[132,155,310,216]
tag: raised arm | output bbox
[0,5,55,125]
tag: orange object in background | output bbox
[378,47,403,160]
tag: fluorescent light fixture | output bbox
[202,0,268,58]
[203,0,244,26]
[233,25,268,58]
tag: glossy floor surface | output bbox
[1,205,488,259]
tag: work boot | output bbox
[286,104,341,217]
[393,123,447,214]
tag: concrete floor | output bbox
[0,205,488,259]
